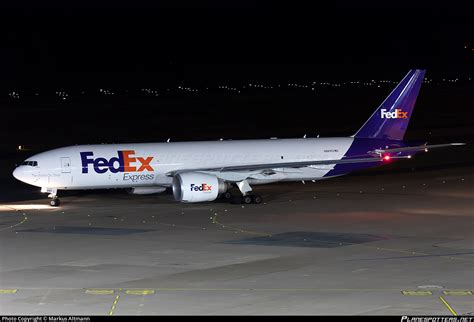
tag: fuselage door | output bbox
[60,157,71,173]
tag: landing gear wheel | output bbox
[242,195,253,204]
[252,194,262,204]
[224,192,232,199]
[50,198,60,207]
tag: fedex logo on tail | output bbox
[190,183,212,192]
[381,109,408,119]
[81,150,154,174]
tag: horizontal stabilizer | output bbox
[370,143,466,155]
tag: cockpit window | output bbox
[21,161,38,167]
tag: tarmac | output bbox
[0,154,473,315]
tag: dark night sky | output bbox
[0,1,472,152]
[0,1,472,87]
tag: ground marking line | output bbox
[109,295,120,316]
[125,289,155,295]
[443,290,472,296]
[439,296,458,316]
[0,206,28,231]
[401,290,433,296]
[85,289,115,295]
[211,213,272,237]
[108,288,122,316]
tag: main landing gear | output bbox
[242,194,262,204]
[223,180,263,204]
[224,192,263,204]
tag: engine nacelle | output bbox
[172,172,227,203]
[128,187,166,195]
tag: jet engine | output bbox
[172,172,227,202]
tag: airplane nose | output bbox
[12,167,24,182]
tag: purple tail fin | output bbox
[354,69,426,141]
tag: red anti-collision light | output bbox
[383,155,391,161]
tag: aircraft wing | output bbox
[166,142,466,177]
[167,156,383,176]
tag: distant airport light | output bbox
[18,145,22,150]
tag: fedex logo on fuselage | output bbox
[80,150,154,174]
[190,183,212,192]
[381,109,408,119]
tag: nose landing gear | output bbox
[49,196,60,207]
[42,187,61,207]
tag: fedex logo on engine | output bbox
[190,183,212,192]
[381,109,408,119]
[80,150,154,174]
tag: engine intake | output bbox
[172,173,227,203]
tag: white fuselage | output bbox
[13,138,354,190]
